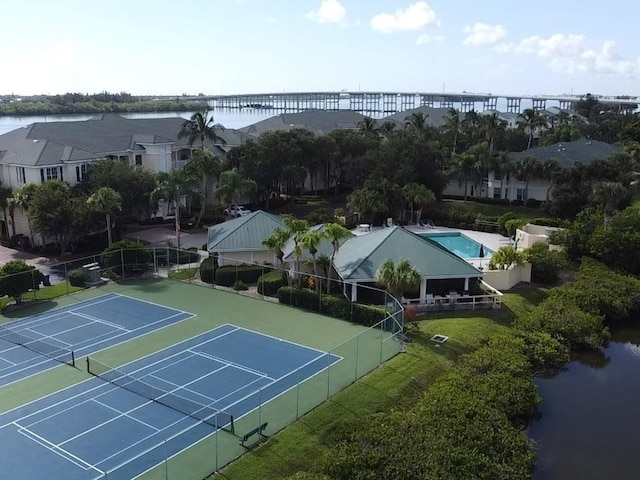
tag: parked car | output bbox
[223,205,251,218]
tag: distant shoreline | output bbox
[0,99,209,117]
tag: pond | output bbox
[529,318,640,480]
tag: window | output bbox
[16,167,26,185]
[494,169,502,181]
[516,188,526,201]
[135,154,142,166]
[45,167,59,180]
[493,187,501,199]
[76,164,88,183]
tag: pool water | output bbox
[420,232,493,259]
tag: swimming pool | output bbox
[420,232,493,259]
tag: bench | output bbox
[240,422,268,449]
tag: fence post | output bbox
[65,260,69,295]
[120,249,125,280]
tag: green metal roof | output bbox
[333,226,482,281]
[282,224,354,262]
[207,210,285,252]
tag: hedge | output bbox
[68,268,88,287]
[199,257,216,284]
[278,287,387,327]
[101,240,150,273]
[215,264,270,287]
[257,270,288,297]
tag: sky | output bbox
[1,0,639,98]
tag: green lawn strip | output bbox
[0,282,86,311]
[502,286,549,320]
[441,199,542,219]
[218,311,513,480]
[168,267,199,280]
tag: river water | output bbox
[529,319,640,480]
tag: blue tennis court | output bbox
[0,324,341,480]
[0,293,193,387]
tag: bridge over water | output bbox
[184,91,638,114]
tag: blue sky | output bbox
[1,0,638,97]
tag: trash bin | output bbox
[43,274,51,287]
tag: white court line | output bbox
[23,327,72,347]
[91,399,160,433]
[232,324,334,355]
[75,311,191,355]
[100,326,241,380]
[1,294,120,330]
[206,372,274,406]
[194,350,273,379]
[113,293,191,316]
[70,312,129,332]
[16,423,104,474]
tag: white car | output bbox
[224,205,251,218]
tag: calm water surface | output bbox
[530,318,640,480]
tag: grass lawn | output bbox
[0,282,85,312]
[633,198,640,210]
[216,289,541,480]
[168,267,199,280]
[441,199,542,220]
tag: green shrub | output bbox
[215,265,269,287]
[278,287,387,326]
[525,243,567,284]
[233,280,249,291]
[101,240,150,273]
[497,212,517,233]
[199,257,216,284]
[257,270,288,296]
[68,268,88,287]
[505,218,527,237]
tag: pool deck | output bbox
[351,224,514,270]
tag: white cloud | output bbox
[416,33,444,45]
[463,23,507,46]
[510,33,638,76]
[266,15,276,23]
[306,0,346,25]
[371,2,438,34]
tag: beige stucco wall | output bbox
[482,263,531,290]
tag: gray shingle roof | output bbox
[207,210,285,252]
[0,114,252,167]
[509,139,622,168]
[381,107,456,128]
[333,226,481,281]
[240,110,367,136]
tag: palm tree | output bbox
[86,187,122,246]
[452,152,477,202]
[284,217,309,281]
[514,156,537,201]
[402,183,421,224]
[520,109,547,150]
[496,152,515,200]
[445,108,461,154]
[0,185,12,239]
[347,187,387,224]
[150,168,197,250]
[262,227,290,267]
[12,184,37,247]
[323,222,350,293]
[591,181,628,227]
[404,112,429,134]
[413,186,436,225]
[178,110,226,149]
[481,113,506,152]
[376,259,421,301]
[185,149,223,227]
[540,159,561,203]
[357,116,379,138]
[488,246,526,270]
[466,142,491,199]
[299,229,322,278]
[216,168,257,216]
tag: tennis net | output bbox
[0,324,75,366]
[86,357,234,432]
